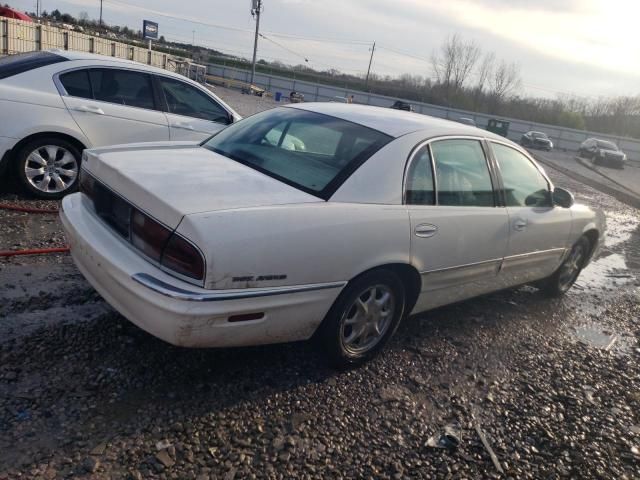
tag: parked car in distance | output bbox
[578,138,627,169]
[0,50,240,199]
[61,103,605,367]
[457,117,476,127]
[390,100,414,112]
[521,131,553,151]
[487,118,510,137]
[289,91,304,103]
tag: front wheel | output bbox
[539,237,590,297]
[15,137,82,199]
[317,270,406,368]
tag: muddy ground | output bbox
[1,94,639,479]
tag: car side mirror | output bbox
[552,187,574,208]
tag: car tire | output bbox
[317,269,406,368]
[15,137,82,200]
[539,236,590,297]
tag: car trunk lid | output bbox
[83,143,322,227]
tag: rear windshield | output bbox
[0,51,68,80]
[203,108,392,199]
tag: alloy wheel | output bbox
[24,145,78,194]
[558,243,585,292]
[340,284,396,355]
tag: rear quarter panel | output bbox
[178,203,411,290]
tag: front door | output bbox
[60,68,169,146]
[407,138,509,312]
[156,76,231,142]
[490,142,572,285]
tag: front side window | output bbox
[203,108,391,199]
[405,145,435,205]
[492,143,550,207]
[159,77,230,124]
[431,139,494,207]
[89,69,155,110]
[59,70,92,99]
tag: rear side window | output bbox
[0,51,67,80]
[59,70,92,99]
[431,139,494,207]
[89,69,155,110]
[405,145,435,205]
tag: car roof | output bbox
[287,102,507,140]
[49,49,186,78]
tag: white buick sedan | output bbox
[0,50,240,198]
[60,104,605,367]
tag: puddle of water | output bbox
[604,210,639,249]
[577,253,636,291]
[572,323,634,354]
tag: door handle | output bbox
[75,105,104,115]
[513,219,528,231]
[414,223,438,238]
[171,122,194,131]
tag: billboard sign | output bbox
[143,20,159,40]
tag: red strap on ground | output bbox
[0,203,59,214]
[0,247,70,257]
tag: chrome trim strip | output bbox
[419,257,502,276]
[131,272,347,302]
[503,247,566,261]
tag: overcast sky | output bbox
[10,0,640,99]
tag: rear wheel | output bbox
[15,137,81,199]
[539,237,590,297]
[318,270,406,368]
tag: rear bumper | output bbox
[60,193,344,348]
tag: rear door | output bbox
[156,76,232,141]
[59,67,169,146]
[407,138,509,312]
[490,142,571,285]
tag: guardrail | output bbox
[207,63,640,161]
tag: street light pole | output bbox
[99,0,103,26]
[365,41,376,90]
[250,0,263,86]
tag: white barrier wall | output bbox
[1,17,177,71]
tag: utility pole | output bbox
[192,30,195,46]
[99,0,103,26]
[36,0,39,18]
[365,41,376,90]
[250,0,263,86]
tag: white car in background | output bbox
[61,104,604,367]
[0,50,240,198]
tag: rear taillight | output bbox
[79,170,95,199]
[161,234,205,281]
[131,209,171,261]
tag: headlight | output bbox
[599,150,605,157]
[549,142,553,148]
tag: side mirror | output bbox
[552,187,574,208]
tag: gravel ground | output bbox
[1,92,640,479]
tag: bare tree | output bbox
[488,60,521,111]
[473,51,495,108]
[431,34,481,102]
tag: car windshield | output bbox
[203,108,392,199]
[532,132,547,138]
[596,140,617,150]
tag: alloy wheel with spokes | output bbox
[318,269,406,368]
[539,236,591,297]
[16,138,82,199]
[340,284,396,355]
[25,145,78,194]
[557,242,586,292]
